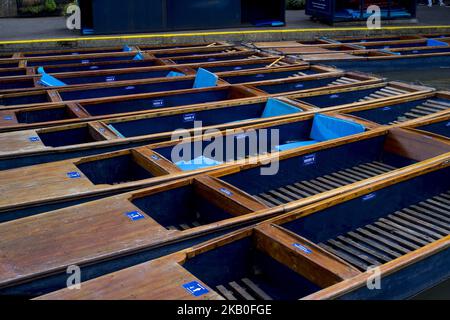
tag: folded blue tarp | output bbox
[427,39,449,47]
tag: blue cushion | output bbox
[123,45,133,52]
[166,71,185,77]
[193,68,218,89]
[133,52,144,60]
[310,114,365,142]
[37,67,66,87]
[427,39,449,47]
[107,125,125,138]
[275,140,318,151]
[175,156,223,171]
[261,98,302,118]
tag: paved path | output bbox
[0,7,449,41]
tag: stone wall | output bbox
[0,0,18,18]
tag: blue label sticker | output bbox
[220,188,233,197]
[152,99,164,107]
[183,281,209,297]
[362,193,377,201]
[302,154,316,166]
[295,84,304,88]
[81,59,90,64]
[293,243,312,254]
[255,74,265,78]
[71,52,80,55]
[446,121,450,127]
[125,211,145,221]
[29,136,40,142]
[412,50,419,54]
[106,76,115,82]
[330,94,340,99]
[67,171,81,179]
[233,66,242,70]
[125,86,135,90]
[89,66,99,70]
[382,107,392,111]
[3,115,13,121]
[208,58,216,62]
[151,155,160,161]
[183,113,196,122]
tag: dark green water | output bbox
[374,67,450,90]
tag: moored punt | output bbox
[327,91,450,126]
[400,112,450,141]
[268,44,364,56]
[0,97,309,170]
[284,82,434,111]
[299,45,450,72]
[0,113,370,221]
[0,55,291,94]
[1,128,449,297]
[0,85,263,133]
[0,70,381,110]
[0,45,248,70]
[35,156,450,300]
[0,42,231,59]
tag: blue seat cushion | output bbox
[193,68,218,89]
[261,98,302,118]
[275,140,318,151]
[166,71,185,77]
[175,156,223,171]
[310,114,365,142]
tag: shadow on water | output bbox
[373,66,450,90]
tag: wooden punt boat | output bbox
[283,82,434,111]
[0,55,295,94]
[35,156,450,300]
[30,50,267,75]
[0,70,379,111]
[251,36,423,49]
[0,85,263,133]
[327,91,450,127]
[299,45,450,72]
[0,73,385,133]
[0,112,372,221]
[0,97,311,170]
[400,112,450,141]
[0,42,231,59]
[0,46,248,71]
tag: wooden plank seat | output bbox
[254,161,397,208]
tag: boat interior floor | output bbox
[320,190,450,271]
[388,99,450,125]
[253,161,397,208]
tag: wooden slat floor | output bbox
[389,99,450,124]
[253,161,397,208]
[319,190,450,271]
[216,277,274,301]
[357,85,410,102]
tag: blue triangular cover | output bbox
[166,71,186,77]
[193,68,218,89]
[261,98,302,118]
[310,114,365,142]
[427,39,449,47]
